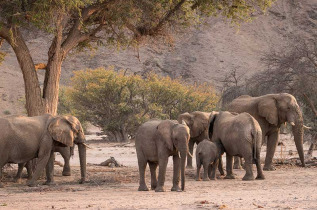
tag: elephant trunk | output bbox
[77,143,86,183]
[180,150,187,191]
[292,107,305,167]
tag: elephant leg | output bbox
[137,158,149,191]
[255,147,265,180]
[59,147,71,176]
[149,162,158,190]
[264,131,279,171]
[195,154,202,181]
[14,163,27,183]
[255,158,265,180]
[27,136,52,187]
[186,140,194,168]
[233,156,242,169]
[242,154,255,181]
[218,155,225,176]
[44,151,56,186]
[156,156,168,192]
[209,159,218,180]
[0,161,5,188]
[202,162,210,181]
[224,154,235,179]
[171,155,181,192]
[26,162,33,180]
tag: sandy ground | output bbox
[1,134,317,210]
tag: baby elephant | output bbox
[135,119,191,192]
[209,111,265,181]
[196,139,223,181]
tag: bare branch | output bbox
[303,94,317,117]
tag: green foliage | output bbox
[59,67,219,136]
[0,0,276,49]
[2,110,11,115]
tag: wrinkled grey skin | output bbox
[0,114,86,187]
[178,111,211,168]
[15,146,74,182]
[136,119,190,192]
[195,139,224,181]
[228,93,305,171]
[209,111,265,181]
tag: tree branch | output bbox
[303,93,317,117]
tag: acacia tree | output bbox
[0,0,275,116]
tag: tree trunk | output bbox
[7,28,46,116]
[1,27,63,117]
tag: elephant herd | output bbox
[0,93,308,191]
[136,93,307,192]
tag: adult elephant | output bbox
[136,119,191,192]
[177,111,211,168]
[0,114,87,187]
[228,93,306,171]
[209,111,265,180]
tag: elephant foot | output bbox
[256,174,265,180]
[209,176,216,180]
[171,185,182,192]
[27,181,37,187]
[14,178,22,183]
[151,184,157,190]
[138,185,149,191]
[79,178,86,184]
[263,165,276,171]
[203,177,210,181]
[224,174,235,179]
[44,181,57,186]
[242,174,255,181]
[62,171,71,176]
[195,177,202,181]
[155,186,166,192]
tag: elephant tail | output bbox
[251,122,262,161]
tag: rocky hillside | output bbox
[0,0,316,116]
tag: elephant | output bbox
[195,139,224,181]
[209,111,265,181]
[177,111,211,168]
[227,93,306,171]
[14,146,74,182]
[0,114,87,187]
[135,119,191,192]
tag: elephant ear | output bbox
[63,116,83,133]
[258,98,278,126]
[48,117,75,147]
[177,112,192,126]
[191,112,210,137]
[208,111,218,139]
[157,120,175,151]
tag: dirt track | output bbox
[1,134,317,210]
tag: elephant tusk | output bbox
[178,151,181,158]
[290,122,295,126]
[82,143,92,149]
[187,151,193,158]
[303,125,312,130]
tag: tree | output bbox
[59,67,218,142]
[0,0,275,116]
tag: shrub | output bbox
[59,67,219,142]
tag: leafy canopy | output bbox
[0,0,276,48]
[59,67,219,136]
